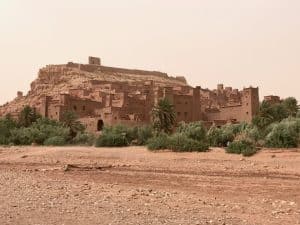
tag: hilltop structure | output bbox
[0,57,262,132]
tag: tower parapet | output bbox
[88,56,101,65]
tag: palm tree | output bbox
[61,111,85,138]
[282,97,298,117]
[151,98,176,133]
[18,106,41,127]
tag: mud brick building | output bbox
[0,56,267,132]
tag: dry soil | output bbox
[0,146,299,225]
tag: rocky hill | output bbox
[0,60,188,117]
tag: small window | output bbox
[246,112,249,115]
[82,106,86,111]
[73,105,77,111]
[177,112,181,116]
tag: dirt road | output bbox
[0,146,299,225]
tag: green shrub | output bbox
[61,111,85,138]
[0,116,17,145]
[167,133,209,152]
[9,127,34,145]
[265,119,300,148]
[238,126,260,143]
[9,118,69,145]
[241,146,258,157]
[136,125,153,145]
[177,121,207,141]
[147,132,209,152]
[72,132,95,146]
[147,133,170,150]
[95,125,154,147]
[207,126,223,147]
[226,139,257,157]
[95,132,128,147]
[104,125,135,142]
[207,124,236,147]
[44,136,66,146]
[18,106,41,127]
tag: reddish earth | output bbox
[0,146,299,225]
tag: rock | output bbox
[289,201,296,206]
[63,164,70,172]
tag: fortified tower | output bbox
[241,87,259,122]
[192,86,202,121]
[88,56,101,65]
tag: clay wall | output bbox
[62,97,102,118]
[88,57,101,65]
[205,105,244,122]
[79,64,100,73]
[100,66,168,78]
[264,95,281,105]
[47,104,61,121]
[241,87,259,121]
[78,117,102,133]
[173,95,194,122]
[204,87,259,123]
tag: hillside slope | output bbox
[0,63,188,117]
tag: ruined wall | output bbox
[61,97,102,118]
[204,87,259,123]
[173,95,194,122]
[79,117,102,133]
[88,56,101,65]
[100,66,168,78]
[264,95,281,105]
[205,105,244,122]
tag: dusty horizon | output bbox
[1,0,300,104]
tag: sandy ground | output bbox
[0,146,299,225]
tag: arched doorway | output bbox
[97,119,104,131]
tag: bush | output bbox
[72,132,95,146]
[9,127,34,145]
[207,125,235,147]
[18,106,41,127]
[177,121,207,141]
[265,118,300,148]
[95,125,154,147]
[147,132,209,152]
[0,116,17,145]
[9,118,69,145]
[61,111,85,138]
[226,139,257,157]
[167,133,209,152]
[239,126,260,143]
[44,136,66,146]
[95,127,129,147]
[136,125,153,145]
[147,133,170,150]
[95,132,128,147]
[207,126,223,147]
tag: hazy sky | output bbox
[0,0,300,104]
